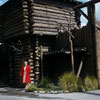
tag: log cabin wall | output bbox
[7,35,36,86]
[31,0,77,36]
[31,0,78,52]
[28,0,80,83]
[0,0,25,40]
[0,0,81,86]
[96,27,100,87]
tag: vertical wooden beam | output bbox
[69,12,75,74]
[40,46,44,79]
[28,37,35,84]
[88,4,99,86]
[96,28,100,88]
[34,37,40,84]
[87,4,96,74]
[69,36,74,74]
[28,0,35,84]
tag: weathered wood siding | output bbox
[72,25,97,76]
[8,36,35,86]
[0,0,24,40]
[73,26,88,48]
[0,0,80,86]
[96,27,100,87]
[31,0,77,36]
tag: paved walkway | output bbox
[0,87,100,100]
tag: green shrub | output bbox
[84,76,98,91]
[38,77,51,88]
[47,83,60,91]
[58,72,78,92]
[77,78,85,92]
[25,84,38,92]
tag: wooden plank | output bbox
[33,17,75,25]
[33,6,73,16]
[77,57,84,78]
[79,9,88,20]
[33,2,72,12]
[33,31,58,35]
[34,0,73,10]
[33,11,75,21]
[73,0,100,10]
[58,23,75,39]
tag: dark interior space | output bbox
[42,51,86,83]
[43,53,71,83]
[0,45,10,86]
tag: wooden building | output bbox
[0,0,100,87]
[95,21,100,88]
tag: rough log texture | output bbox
[0,0,85,86]
[32,0,77,36]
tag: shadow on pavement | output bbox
[0,87,67,100]
[0,87,38,98]
[82,91,100,96]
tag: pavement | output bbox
[0,87,100,100]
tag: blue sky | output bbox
[0,0,100,26]
[77,0,100,26]
[0,0,8,5]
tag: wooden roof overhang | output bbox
[0,0,82,7]
[73,0,100,10]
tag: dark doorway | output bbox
[43,53,71,83]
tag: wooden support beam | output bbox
[77,57,84,79]
[40,46,44,79]
[68,13,75,74]
[69,36,74,74]
[87,4,99,85]
[57,23,75,39]
[73,0,100,10]
[79,9,89,20]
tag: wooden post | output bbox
[90,4,100,88]
[69,36,74,74]
[40,46,44,79]
[69,12,75,74]
[88,4,99,86]
[77,57,84,78]
[96,28,100,88]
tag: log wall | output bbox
[0,0,24,40]
[32,0,77,36]
[0,0,80,86]
[8,35,36,86]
